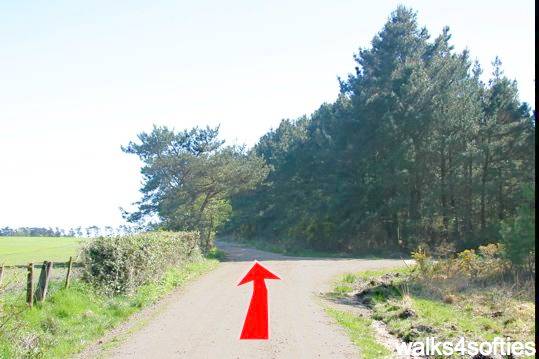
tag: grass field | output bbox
[0,236,85,266]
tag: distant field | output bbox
[0,236,85,266]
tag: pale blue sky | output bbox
[0,0,535,228]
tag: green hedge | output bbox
[81,231,200,294]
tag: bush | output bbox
[411,244,511,286]
[81,231,201,294]
[478,243,504,259]
[410,247,429,272]
[456,249,478,276]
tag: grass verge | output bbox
[325,307,390,359]
[0,258,219,358]
[329,266,535,348]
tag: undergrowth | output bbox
[329,244,535,353]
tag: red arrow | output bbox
[238,261,280,339]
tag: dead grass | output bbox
[331,264,535,345]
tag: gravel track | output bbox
[100,242,404,358]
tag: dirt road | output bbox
[105,242,404,358]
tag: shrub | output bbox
[81,231,201,294]
[411,244,511,285]
[411,247,429,272]
[476,243,510,279]
[478,243,504,259]
[456,249,478,276]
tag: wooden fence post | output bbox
[35,261,47,302]
[35,261,53,303]
[26,263,34,307]
[65,257,73,288]
[43,261,53,301]
[0,264,4,286]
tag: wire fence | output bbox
[0,257,77,306]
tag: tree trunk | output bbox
[448,148,459,242]
[440,145,449,239]
[480,152,489,232]
[197,192,212,252]
[463,155,473,244]
[497,167,504,220]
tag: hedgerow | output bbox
[81,231,201,294]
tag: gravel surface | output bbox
[91,242,405,358]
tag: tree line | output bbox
[226,7,535,256]
[0,227,76,237]
[0,225,137,237]
[125,7,534,264]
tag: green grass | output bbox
[326,308,391,359]
[411,298,502,341]
[0,237,84,266]
[370,295,508,343]
[338,266,412,283]
[327,267,409,300]
[0,258,219,358]
[331,283,354,298]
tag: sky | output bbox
[0,0,535,229]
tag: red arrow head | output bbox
[238,261,280,286]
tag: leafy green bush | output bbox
[81,231,201,294]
